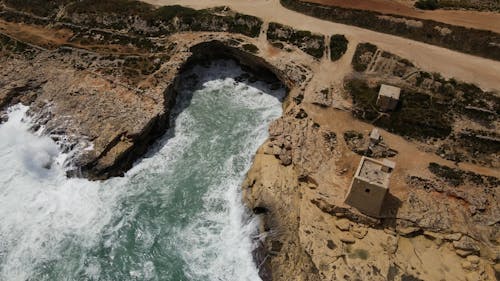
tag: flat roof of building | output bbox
[356,157,394,188]
[379,84,401,100]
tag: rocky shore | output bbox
[0,1,498,281]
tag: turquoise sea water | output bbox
[0,60,284,281]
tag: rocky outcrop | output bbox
[243,100,499,281]
[240,44,499,281]
[0,4,313,179]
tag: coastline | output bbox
[0,1,498,280]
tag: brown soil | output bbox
[0,19,73,49]
[0,20,147,54]
[303,0,500,33]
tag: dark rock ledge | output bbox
[79,40,297,180]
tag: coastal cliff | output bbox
[0,1,498,281]
[242,43,500,281]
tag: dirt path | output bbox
[141,0,500,91]
[305,0,500,33]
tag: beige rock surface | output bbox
[243,113,499,280]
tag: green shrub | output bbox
[330,34,348,61]
[415,0,440,10]
[242,43,259,54]
[267,22,325,58]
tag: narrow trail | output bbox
[142,0,500,90]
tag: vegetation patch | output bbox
[4,0,71,17]
[279,0,500,60]
[401,274,425,281]
[346,79,452,139]
[93,53,170,83]
[456,130,500,164]
[351,43,377,72]
[0,33,39,59]
[65,27,163,52]
[347,247,369,260]
[350,45,498,166]
[267,22,325,59]
[242,43,259,54]
[428,162,499,188]
[406,176,440,192]
[329,34,348,61]
[2,0,263,38]
[323,131,337,151]
[422,0,500,11]
[66,0,153,16]
[414,0,440,10]
[343,130,366,154]
[271,42,284,49]
[0,9,53,26]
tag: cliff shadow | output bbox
[136,40,289,164]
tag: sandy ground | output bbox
[304,0,500,33]
[141,0,500,91]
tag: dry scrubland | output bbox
[0,0,499,281]
[280,0,500,60]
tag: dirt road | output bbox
[141,0,500,90]
[306,0,500,33]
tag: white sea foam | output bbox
[0,60,284,281]
[0,105,121,281]
[174,61,284,281]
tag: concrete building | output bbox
[376,84,400,112]
[369,128,381,145]
[344,157,396,217]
